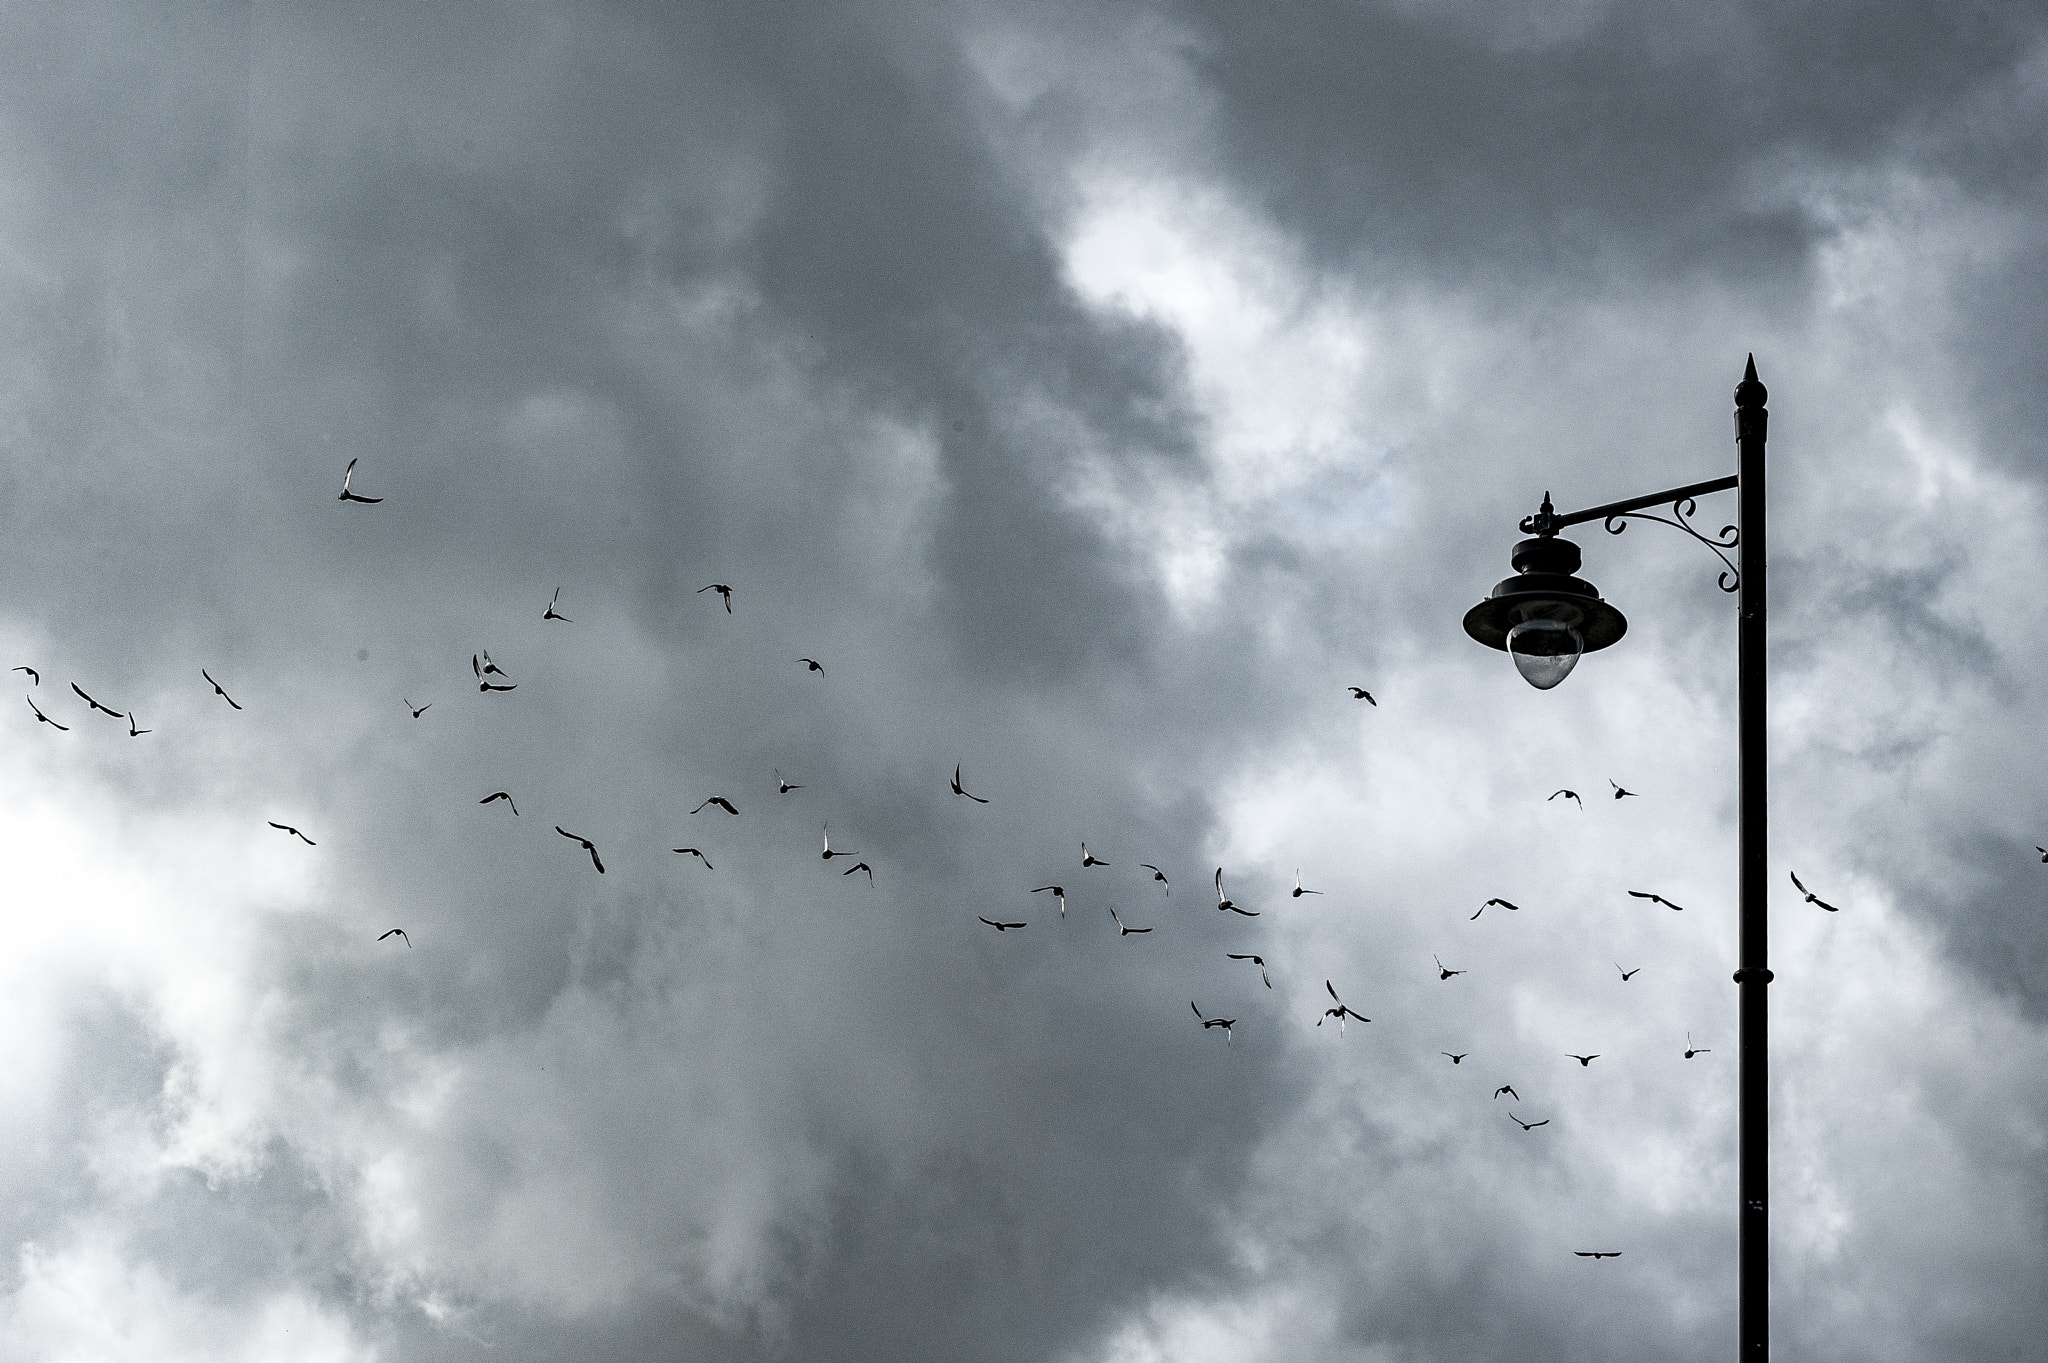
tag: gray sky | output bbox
[1,2,2045,1359]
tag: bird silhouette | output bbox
[1141,864,1170,895]
[1318,981,1369,1032]
[1568,1053,1600,1067]
[404,699,431,718]
[822,824,856,860]
[378,928,410,947]
[26,695,68,730]
[1348,687,1376,705]
[692,796,739,816]
[1574,1251,1621,1259]
[798,657,824,674]
[1081,843,1108,868]
[2038,846,2048,864]
[1292,870,1322,897]
[480,792,518,815]
[1214,867,1258,916]
[672,847,713,869]
[979,916,1025,932]
[70,682,122,718]
[950,764,990,804]
[1442,1052,1468,1064]
[543,588,571,621]
[477,651,510,678]
[1684,1033,1711,1059]
[1493,1085,1519,1101]
[1472,897,1520,921]
[1549,789,1582,809]
[698,583,733,613]
[1628,890,1686,911]
[1226,952,1271,988]
[842,861,874,883]
[13,666,36,685]
[1610,780,1638,799]
[338,458,383,503]
[1191,1001,1235,1043]
[268,821,315,845]
[1789,870,1840,913]
[1433,955,1466,980]
[1109,906,1153,936]
[1509,1114,1550,1131]
[125,712,150,736]
[1617,963,1641,981]
[1031,885,1067,918]
[202,669,242,710]
[775,770,804,794]
[555,826,604,874]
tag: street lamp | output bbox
[1462,356,1770,1361]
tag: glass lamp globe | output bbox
[1506,617,1583,690]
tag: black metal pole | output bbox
[1734,356,1769,1360]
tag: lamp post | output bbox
[1462,357,1770,1361]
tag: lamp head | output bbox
[1462,500,1626,689]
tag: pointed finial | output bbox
[1734,354,1767,408]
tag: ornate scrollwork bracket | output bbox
[1603,497,1740,592]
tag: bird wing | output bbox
[1627,890,1655,901]
[1789,870,1809,895]
[1326,980,1340,1002]
[1191,1001,1203,1020]
[1225,905,1259,916]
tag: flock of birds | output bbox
[12,458,1875,1265]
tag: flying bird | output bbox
[1109,906,1153,936]
[1789,870,1840,913]
[268,821,315,845]
[1568,1053,1600,1067]
[1617,963,1642,981]
[1081,843,1108,867]
[13,666,36,685]
[542,588,571,621]
[950,764,990,804]
[842,861,874,883]
[1510,1114,1550,1131]
[478,650,510,678]
[338,457,383,503]
[71,682,122,718]
[774,770,804,794]
[1141,864,1169,895]
[377,928,410,947]
[1292,870,1322,897]
[1472,897,1520,921]
[1610,780,1638,799]
[1493,1085,1520,1101]
[480,792,518,815]
[979,916,1025,932]
[698,583,733,613]
[1434,955,1466,980]
[202,669,242,710]
[1549,789,1582,809]
[1442,1052,1468,1064]
[798,657,823,673]
[672,847,712,868]
[692,796,739,816]
[125,712,150,737]
[822,824,856,860]
[1226,952,1271,988]
[1214,868,1258,916]
[26,695,68,730]
[555,826,604,874]
[2038,846,2048,864]
[1628,890,1686,911]
[1685,1033,1711,1059]
[1191,1001,1235,1043]
[1318,981,1369,1032]
[1031,885,1067,918]
[404,699,431,718]
[1347,687,1376,705]
[1574,1252,1622,1260]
